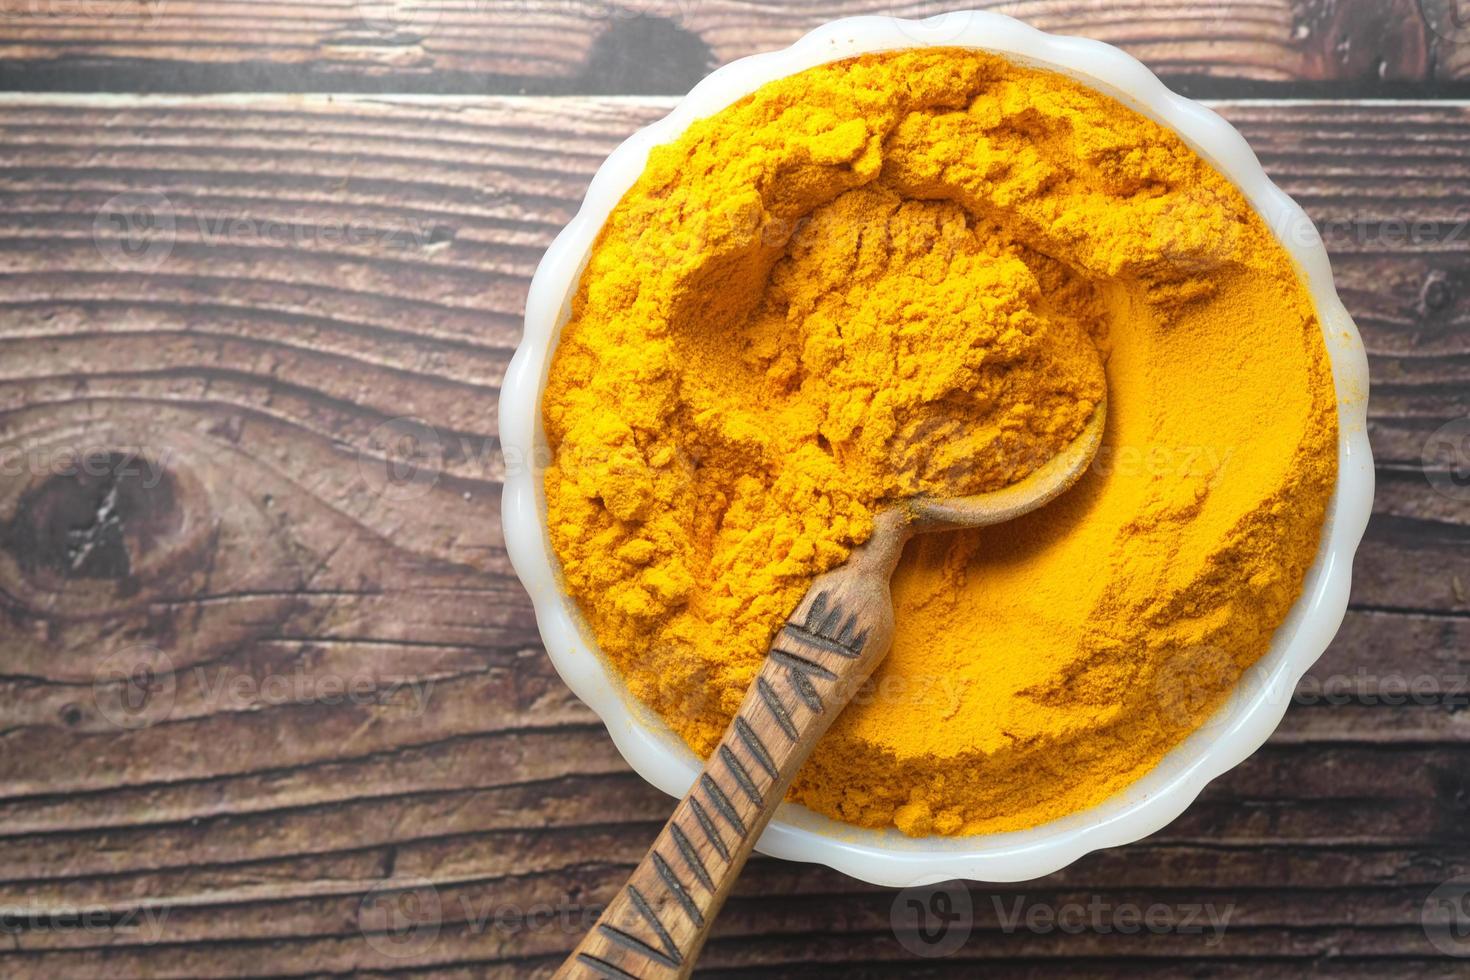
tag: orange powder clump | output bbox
[542,49,1338,835]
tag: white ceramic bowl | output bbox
[501,11,1374,886]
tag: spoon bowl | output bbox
[909,396,1108,532]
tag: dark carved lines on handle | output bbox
[595,925,678,970]
[651,851,704,927]
[772,650,825,712]
[756,676,798,741]
[734,717,778,779]
[577,591,871,979]
[596,764,764,976]
[718,745,762,807]
[768,591,869,714]
[626,885,680,968]
[577,952,642,979]
[668,822,714,892]
[782,590,868,657]
[687,797,730,862]
[770,648,837,683]
[699,773,746,837]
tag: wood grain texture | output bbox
[0,94,1465,976]
[0,0,1459,96]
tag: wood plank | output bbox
[696,967,1466,980]
[0,738,1466,890]
[0,879,1460,959]
[0,95,1465,976]
[0,855,1465,971]
[0,828,1465,934]
[0,0,1454,96]
[1,689,1465,847]
[0,837,1463,975]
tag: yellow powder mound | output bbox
[742,184,1107,500]
[543,49,1338,836]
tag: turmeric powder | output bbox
[543,49,1338,836]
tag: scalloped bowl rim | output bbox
[500,10,1374,886]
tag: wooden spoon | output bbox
[556,397,1107,979]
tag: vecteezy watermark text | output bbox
[890,882,1236,958]
[189,211,439,251]
[1424,875,1470,957]
[0,445,172,487]
[93,192,447,270]
[1424,417,1470,502]
[1,0,168,20]
[992,895,1234,946]
[353,0,704,39]
[0,905,170,944]
[192,664,434,716]
[357,877,604,959]
[1295,669,1469,708]
[92,644,436,731]
[891,882,972,958]
[1424,0,1470,44]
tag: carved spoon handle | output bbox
[554,515,908,979]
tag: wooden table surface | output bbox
[0,2,1467,977]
